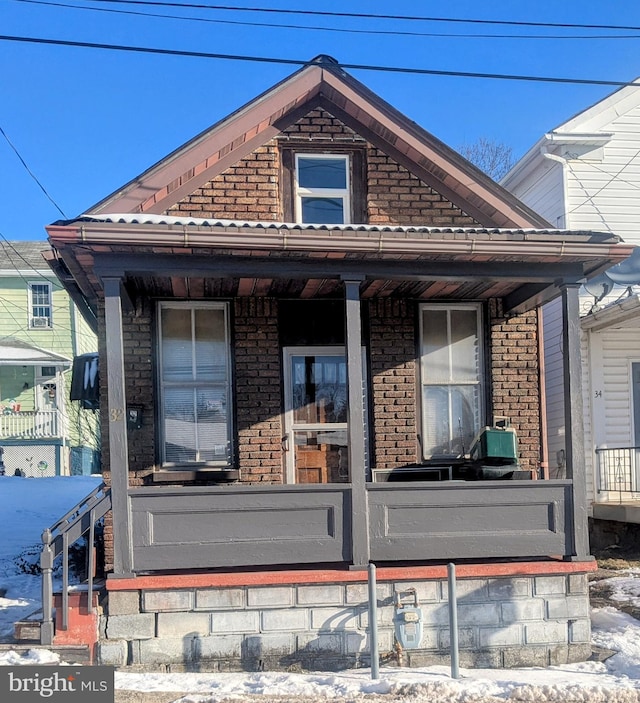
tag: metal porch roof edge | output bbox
[57,213,622,243]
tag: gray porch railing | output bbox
[126,479,575,573]
[39,483,111,645]
[595,446,640,501]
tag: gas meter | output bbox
[394,588,423,650]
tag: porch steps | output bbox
[13,609,44,643]
[6,606,91,663]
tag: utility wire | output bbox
[566,147,640,220]
[0,34,636,87]
[41,0,640,33]
[0,125,67,218]
[15,0,640,40]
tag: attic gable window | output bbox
[281,146,366,224]
[295,154,351,224]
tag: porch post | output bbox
[343,276,370,569]
[561,283,591,560]
[103,277,134,576]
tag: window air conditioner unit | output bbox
[31,317,50,328]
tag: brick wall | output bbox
[167,145,280,221]
[166,108,481,227]
[489,300,541,473]
[234,298,283,484]
[366,146,478,226]
[369,299,419,469]
[280,108,362,140]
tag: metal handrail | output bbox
[595,445,640,502]
[39,483,111,645]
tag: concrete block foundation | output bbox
[97,563,594,672]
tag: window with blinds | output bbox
[158,302,231,467]
[420,303,484,459]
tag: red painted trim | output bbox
[106,560,596,591]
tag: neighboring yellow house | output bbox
[0,240,99,476]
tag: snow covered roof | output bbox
[74,213,615,240]
[0,337,70,366]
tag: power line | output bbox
[15,0,640,41]
[0,125,67,219]
[39,0,640,33]
[0,34,636,87]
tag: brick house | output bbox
[46,56,631,670]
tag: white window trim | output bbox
[419,302,485,460]
[28,281,53,329]
[157,301,232,468]
[294,153,351,224]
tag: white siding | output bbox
[581,329,594,507]
[506,90,640,520]
[564,103,640,244]
[542,297,565,478]
[506,159,565,228]
[586,327,640,504]
[592,328,640,446]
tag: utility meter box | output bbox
[394,589,423,650]
[470,427,518,463]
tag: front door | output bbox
[284,347,349,484]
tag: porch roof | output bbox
[0,337,70,366]
[45,214,634,321]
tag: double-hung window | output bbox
[420,303,484,459]
[295,154,350,224]
[158,302,232,467]
[29,282,53,328]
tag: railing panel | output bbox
[129,485,351,571]
[0,410,59,438]
[40,483,111,645]
[368,480,573,561]
[596,446,640,499]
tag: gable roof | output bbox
[87,56,551,229]
[552,78,640,135]
[0,240,53,276]
[0,336,70,365]
[502,79,640,190]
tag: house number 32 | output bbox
[110,408,124,421]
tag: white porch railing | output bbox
[595,446,640,502]
[0,410,59,438]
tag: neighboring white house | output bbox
[502,79,640,525]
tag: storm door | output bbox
[283,347,351,484]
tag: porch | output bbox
[43,220,632,575]
[0,409,59,439]
[127,479,575,572]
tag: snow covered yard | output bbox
[3,476,640,702]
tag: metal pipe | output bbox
[368,563,380,680]
[448,562,460,680]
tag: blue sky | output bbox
[2,0,640,240]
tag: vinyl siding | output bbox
[564,104,640,243]
[542,297,566,478]
[585,326,640,504]
[504,159,565,228]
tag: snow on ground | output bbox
[0,474,103,637]
[3,475,640,702]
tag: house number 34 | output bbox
[110,408,124,421]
